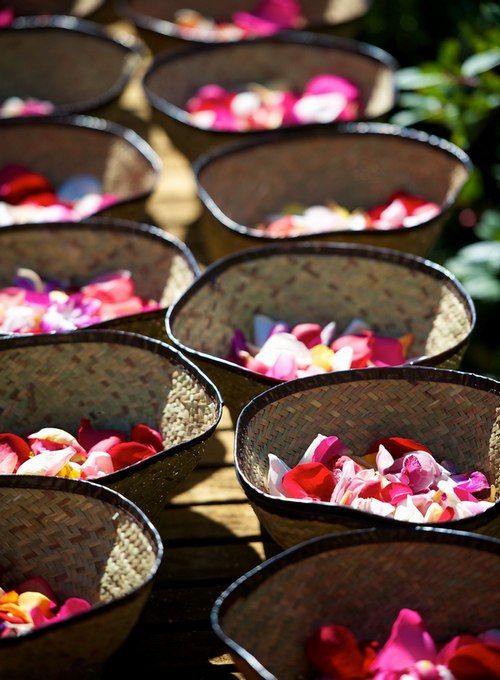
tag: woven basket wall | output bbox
[165,243,476,425]
[0,218,200,342]
[212,528,500,680]
[234,366,500,548]
[4,0,104,18]
[0,116,161,223]
[0,330,222,519]
[143,32,397,161]
[117,0,373,53]
[194,124,472,262]
[0,476,162,680]
[0,16,145,120]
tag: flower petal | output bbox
[282,462,335,501]
[371,609,437,673]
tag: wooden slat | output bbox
[155,503,263,541]
[170,467,248,505]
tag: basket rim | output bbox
[0,474,163,648]
[211,525,500,679]
[0,328,224,483]
[3,14,147,117]
[192,121,473,240]
[233,365,500,531]
[142,29,398,131]
[0,114,163,208]
[116,0,374,40]
[165,241,477,383]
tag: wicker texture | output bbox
[0,476,162,680]
[143,32,397,161]
[165,244,475,424]
[0,16,145,119]
[194,124,472,261]
[212,528,500,680]
[0,218,200,342]
[0,116,161,223]
[4,0,104,17]
[0,330,222,519]
[235,366,500,548]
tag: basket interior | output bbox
[170,251,473,363]
[0,122,157,198]
[0,224,198,307]
[145,39,394,119]
[197,133,470,229]
[219,536,500,679]
[0,485,158,604]
[237,374,500,494]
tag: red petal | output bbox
[364,437,432,458]
[0,433,31,470]
[448,643,500,679]
[131,424,164,452]
[77,418,125,451]
[331,332,373,368]
[107,441,157,470]
[305,624,368,679]
[16,575,57,602]
[282,462,335,501]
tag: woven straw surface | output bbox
[234,367,500,548]
[214,528,500,680]
[0,17,144,118]
[194,124,472,261]
[4,1,104,17]
[0,330,222,519]
[166,244,475,424]
[0,219,200,341]
[143,32,396,160]
[0,476,162,679]
[0,116,161,223]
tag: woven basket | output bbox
[0,15,146,121]
[2,0,105,18]
[143,31,397,161]
[0,115,161,223]
[165,243,476,425]
[194,123,472,262]
[235,366,500,549]
[116,0,374,53]
[0,329,223,519]
[212,527,500,680]
[0,218,200,342]
[0,476,162,680]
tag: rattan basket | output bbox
[143,31,397,161]
[0,475,162,680]
[0,329,223,519]
[165,243,476,425]
[212,527,500,680]
[116,0,374,53]
[235,366,500,549]
[0,218,200,342]
[0,115,161,223]
[193,123,472,262]
[1,0,105,19]
[0,15,145,121]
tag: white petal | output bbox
[267,453,291,497]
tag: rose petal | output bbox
[370,609,437,672]
[282,462,335,501]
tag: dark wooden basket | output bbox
[0,218,200,342]
[116,0,374,53]
[0,15,146,120]
[0,329,223,519]
[0,476,162,680]
[212,527,500,680]
[1,0,105,18]
[0,115,161,223]
[165,243,476,425]
[143,31,397,161]
[193,123,472,262]
[235,366,500,548]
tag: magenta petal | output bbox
[311,436,349,468]
[267,352,297,380]
[371,608,437,672]
[78,418,125,451]
[371,336,406,366]
[451,470,491,495]
[304,74,359,101]
[50,598,92,624]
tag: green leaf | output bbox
[395,67,450,90]
[457,168,484,206]
[460,274,500,302]
[449,241,500,271]
[475,210,500,241]
[462,49,500,77]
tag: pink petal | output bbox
[80,450,115,479]
[311,436,349,468]
[371,609,437,672]
[371,336,406,366]
[304,74,359,101]
[16,447,76,476]
[81,272,134,303]
[267,351,297,380]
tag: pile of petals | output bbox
[0,418,164,479]
[0,8,14,27]
[226,314,414,380]
[267,434,497,522]
[306,607,500,679]
[0,97,55,118]
[0,576,91,639]
[173,0,304,41]
[0,164,119,226]
[256,192,441,236]
[185,73,359,131]
[0,267,160,334]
